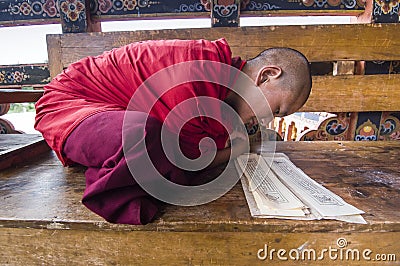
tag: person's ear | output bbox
[255,66,282,86]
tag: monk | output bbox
[35,38,312,224]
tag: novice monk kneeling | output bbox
[35,38,312,225]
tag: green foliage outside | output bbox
[9,103,36,113]
[7,87,36,113]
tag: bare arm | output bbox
[207,131,249,169]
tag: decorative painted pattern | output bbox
[91,0,366,15]
[0,65,50,86]
[211,0,240,27]
[0,0,59,24]
[0,0,365,26]
[355,119,378,141]
[379,112,400,140]
[298,113,353,141]
[90,0,208,17]
[0,70,29,84]
[60,0,85,22]
[213,1,238,17]
[298,112,400,141]
[373,0,399,22]
[58,0,88,32]
[375,0,399,15]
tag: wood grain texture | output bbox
[7,74,398,111]
[48,23,400,74]
[0,90,44,104]
[0,141,399,232]
[46,34,62,79]
[44,24,400,113]
[300,75,400,112]
[0,134,51,170]
[1,229,398,265]
[0,141,399,264]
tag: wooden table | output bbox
[0,140,399,264]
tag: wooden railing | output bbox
[1,0,399,141]
[0,63,48,104]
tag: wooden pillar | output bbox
[211,0,240,27]
[58,0,101,33]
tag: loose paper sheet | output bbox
[236,153,366,224]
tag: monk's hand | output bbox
[211,130,249,168]
[229,130,249,158]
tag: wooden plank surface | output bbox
[0,141,399,232]
[300,74,400,112]
[45,24,400,113]
[0,90,44,104]
[2,75,398,112]
[48,23,400,75]
[1,229,398,265]
[1,141,399,264]
[0,134,50,170]
[46,34,63,80]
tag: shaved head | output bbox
[247,47,312,106]
[226,47,312,124]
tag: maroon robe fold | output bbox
[35,39,246,224]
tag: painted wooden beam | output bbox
[211,0,240,27]
[0,64,50,87]
[0,0,366,27]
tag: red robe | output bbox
[35,38,245,165]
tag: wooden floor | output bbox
[0,140,399,264]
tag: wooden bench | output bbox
[1,142,399,264]
[47,24,400,112]
[47,23,400,139]
[1,23,399,263]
